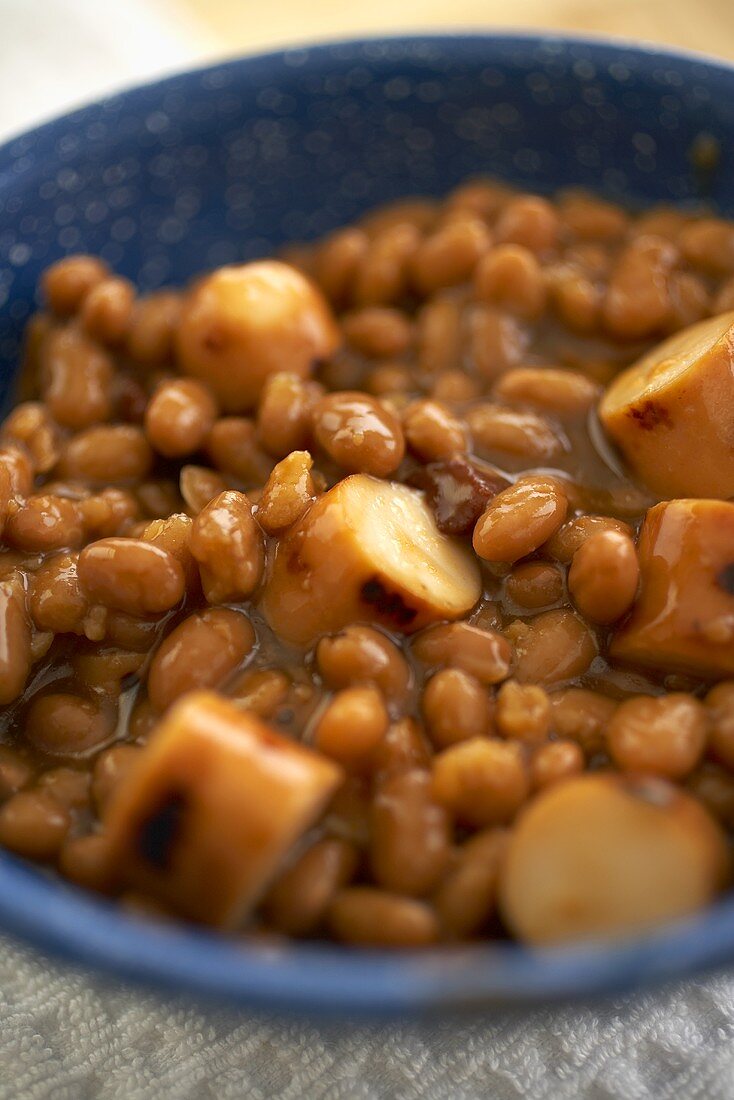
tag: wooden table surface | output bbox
[178,0,734,63]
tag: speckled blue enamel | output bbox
[1,35,734,1013]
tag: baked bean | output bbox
[104,612,160,653]
[312,391,405,476]
[508,609,598,686]
[422,668,493,747]
[495,680,551,745]
[353,223,420,306]
[263,837,358,935]
[328,887,439,946]
[316,625,410,704]
[144,379,217,458]
[179,465,228,514]
[42,255,108,316]
[544,514,633,563]
[29,553,88,634]
[148,608,255,712]
[80,276,135,344]
[137,482,183,524]
[446,179,513,218]
[1,402,60,474]
[706,682,734,771]
[0,746,33,799]
[0,790,70,860]
[549,688,617,755]
[256,372,321,459]
[474,244,546,319]
[410,217,491,295]
[603,236,676,339]
[141,513,198,593]
[313,685,389,768]
[568,530,639,624]
[678,218,734,276]
[342,307,413,358]
[0,573,31,705]
[495,196,560,253]
[71,646,145,694]
[230,668,290,718]
[559,191,629,241]
[607,695,708,780]
[5,495,84,552]
[504,562,564,610]
[36,767,91,811]
[78,537,185,615]
[430,369,480,404]
[313,227,369,306]
[667,271,710,331]
[126,291,181,364]
[370,769,452,895]
[530,739,585,789]
[494,367,600,416]
[403,400,468,461]
[128,696,158,743]
[189,490,264,602]
[58,425,152,485]
[433,828,508,939]
[361,198,438,237]
[208,419,274,485]
[371,716,432,781]
[92,744,142,815]
[467,404,565,463]
[468,306,529,381]
[432,737,529,827]
[365,363,414,397]
[473,477,567,562]
[550,269,601,334]
[412,622,512,685]
[323,775,372,847]
[0,447,33,500]
[41,326,114,430]
[80,488,140,539]
[59,833,116,893]
[257,451,316,534]
[24,693,116,757]
[416,295,463,375]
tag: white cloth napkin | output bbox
[0,935,733,1099]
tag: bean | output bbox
[495,196,560,253]
[342,307,413,358]
[328,887,439,946]
[607,694,708,780]
[467,404,565,462]
[316,625,411,704]
[568,530,639,624]
[370,769,452,896]
[312,391,405,477]
[148,608,255,712]
[189,490,264,603]
[474,244,546,319]
[40,326,113,430]
[433,828,508,940]
[422,669,493,747]
[432,737,530,827]
[78,538,185,614]
[24,693,116,757]
[530,740,584,789]
[473,478,568,562]
[494,367,600,415]
[410,217,491,294]
[92,744,142,815]
[5,494,84,552]
[42,255,108,315]
[412,622,512,684]
[145,378,217,458]
[257,450,316,534]
[495,680,551,744]
[403,400,468,461]
[0,790,70,860]
[0,574,31,705]
[507,609,598,686]
[313,685,389,768]
[263,837,358,935]
[58,425,152,485]
[504,562,564,610]
[80,276,135,344]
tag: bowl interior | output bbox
[2,33,734,1012]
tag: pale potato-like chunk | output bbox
[611,499,734,678]
[105,691,342,927]
[260,474,481,646]
[499,774,728,945]
[598,311,734,497]
[176,261,340,411]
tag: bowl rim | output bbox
[3,30,734,1014]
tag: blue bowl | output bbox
[2,33,734,1014]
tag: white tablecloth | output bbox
[2,5,734,1097]
[0,934,733,1099]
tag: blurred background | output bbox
[1,0,733,142]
